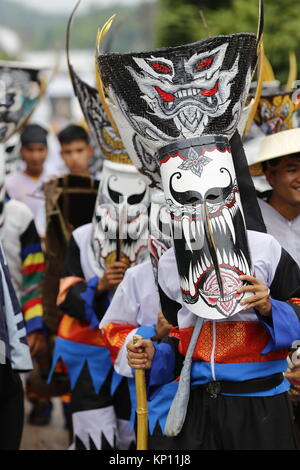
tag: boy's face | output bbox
[21,143,48,175]
[265,156,300,207]
[60,140,93,175]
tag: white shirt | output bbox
[258,198,300,267]
[5,171,48,236]
[100,260,160,377]
[2,199,35,299]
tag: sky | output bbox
[8,0,146,14]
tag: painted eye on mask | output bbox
[170,172,203,206]
[148,61,172,75]
[108,178,124,204]
[195,57,213,72]
[205,169,234,206]
[127,188,147,205]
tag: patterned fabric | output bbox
[20,223,45,334]
[0,243,32,370]
[2,200,45,334]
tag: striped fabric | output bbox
[20,225,45,334]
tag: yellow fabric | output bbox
[24,304,43,321]
[23,252,44,267]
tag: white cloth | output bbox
[258,198,300,267]
[5,170,49,236]
[100,260,160,377]
[1,200,34,299]
[72,223,96,282]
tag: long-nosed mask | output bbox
[0,62,44,143]
[0,61,44,236]
[88,159,150,277]
[96,4,263,319]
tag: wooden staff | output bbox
[133,334,148,450]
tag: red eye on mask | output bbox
[149,62,171,74]
[196,57,213,70]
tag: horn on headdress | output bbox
[286,51,297,92]
[95,16,119,136]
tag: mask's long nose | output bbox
[116,203,127,261]
[204,200,224,299]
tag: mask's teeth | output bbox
[196,261,201,277]
[195,221,204,250]
[223,207,236,244]
[223,250,228,265]
[189,262,196,297]
[229,252,234,267]
[202,114,209,126]
[204,253,210,269]
[193,265,198,284]
[219,216,226,235]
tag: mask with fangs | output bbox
[158,136,253,319]
[66,3,150,276]
[97,28,260,190]
[88,159,150,278]
[0,61,45,237]
[96,3,263,318]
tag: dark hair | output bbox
[58,124,90,145]
[21,124,48,147]
[262,152,300,172]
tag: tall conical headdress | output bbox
[66,1,131,166]
[96,1,264,320]
[66,2,150,275]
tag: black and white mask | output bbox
[158,136,252,319]
[0,63,42,143]
[89,160,150,277]
[98,33,257,189]
[97,17,262,319]
[0,62,43,237]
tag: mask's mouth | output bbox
[174,202,251,317]
[93,205,149,264]
[154,81,219,114]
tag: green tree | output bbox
[156,0,300,83]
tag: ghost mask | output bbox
[0,62,43,143]
[96,5,263,319]
[88,159,150,277]
[158,135,252,319]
